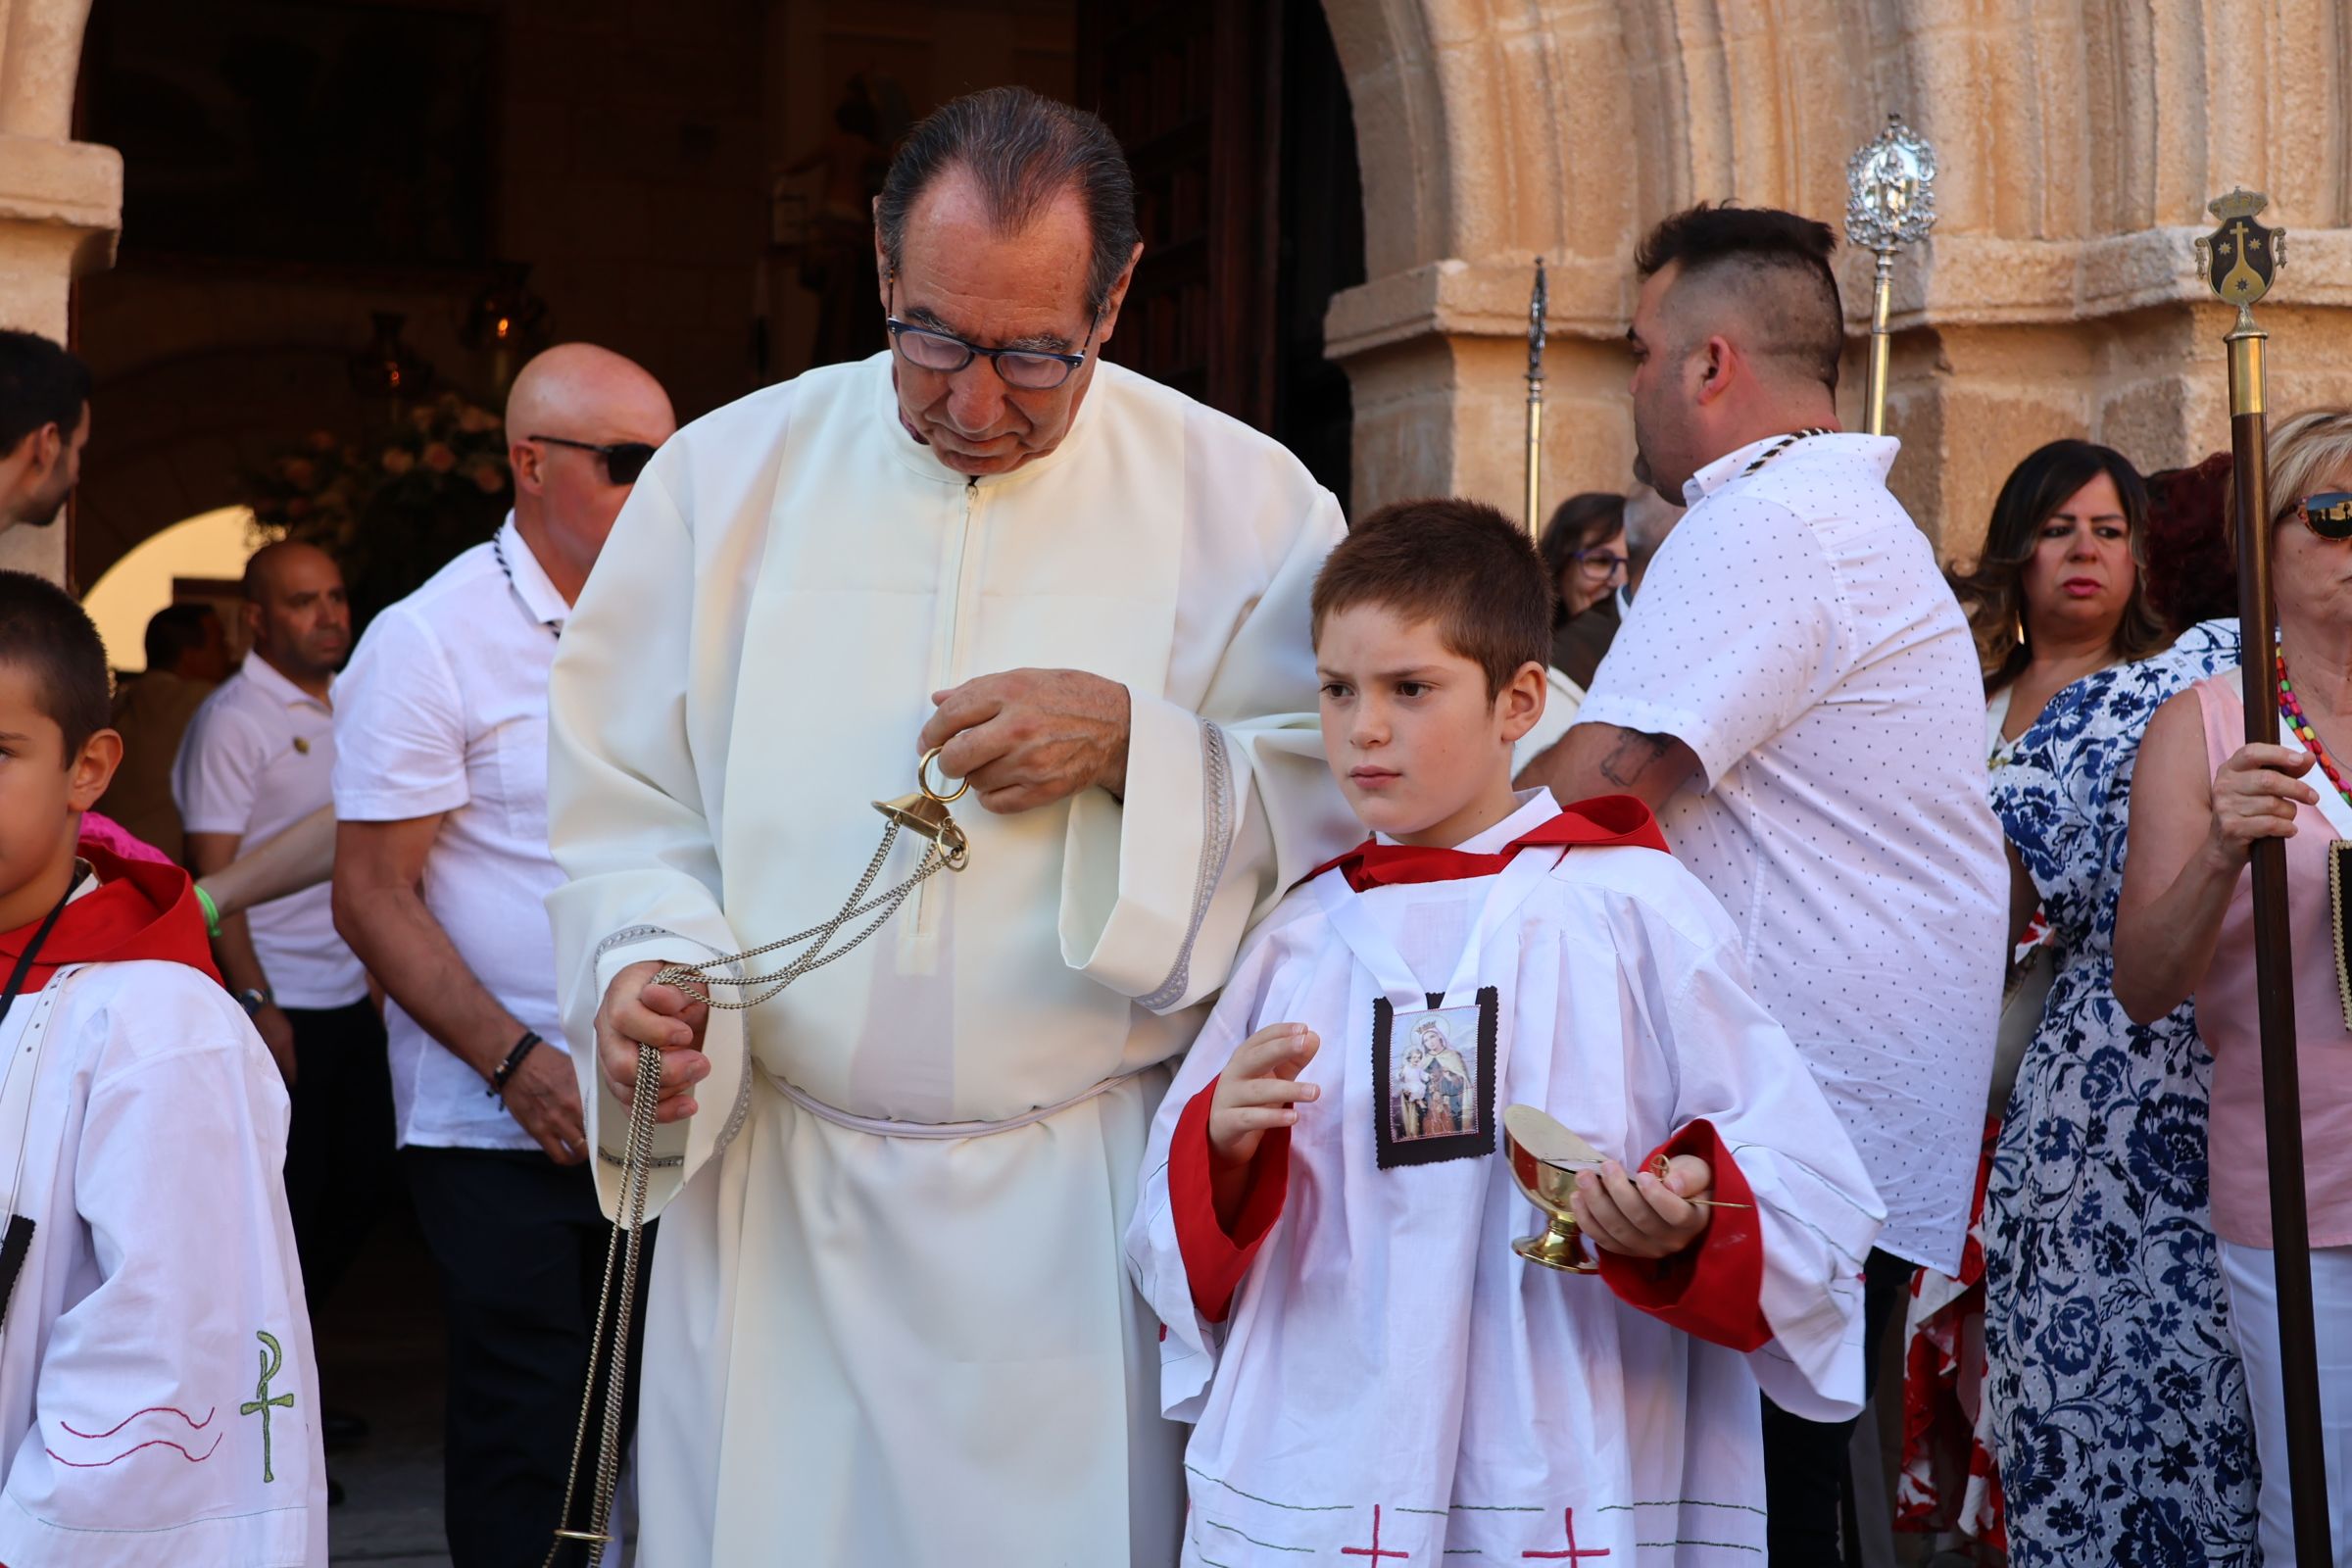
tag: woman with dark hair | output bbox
[1963,447,2260,1568]
[1537,492,1627,627]
[1950,439,2171,761]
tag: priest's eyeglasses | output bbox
[2298,492,2352,542]
[529,434,657,486]
[885,303,1099,391]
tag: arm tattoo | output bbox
[1597,729,1676,788]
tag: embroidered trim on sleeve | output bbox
[1139,719,1236,1014]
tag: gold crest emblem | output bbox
[2195,187,2285,321]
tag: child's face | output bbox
[1315,602,1544,846]
[0,663,117,911]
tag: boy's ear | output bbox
[1495,660,1548,745]
[67,729,122,811]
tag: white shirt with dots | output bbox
[1575,431,2004,1274]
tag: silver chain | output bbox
[650,822,956,1010]
[545,1036,662,1565]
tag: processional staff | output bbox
[2193,186,2336,1565]
[1844,116,1937,435]
[1525,256,1548,535]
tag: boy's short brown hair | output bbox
[1310,498,1552,698]
[0,569,112,760]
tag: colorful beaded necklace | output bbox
[2278,647,2352,808]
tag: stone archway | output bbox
[1318,0,2352,560]
[0,0,119,584]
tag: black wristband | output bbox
[488,1030,544,1097]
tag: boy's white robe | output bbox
[1125,793,1885,1566]
[544,352,1353,1566]
[0,962,323,1567]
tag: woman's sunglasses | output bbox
[2299,492,2352,541]
[530,433,657,486]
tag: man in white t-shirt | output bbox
[1520,203,2004,1564]
[175,543,392,1348]
[330,344,675,1567]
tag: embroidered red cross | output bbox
[1522,1506,1610,1559]
[1342,1503,1410,1561]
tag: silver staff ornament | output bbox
[1525,256,1548,535]
[1844,115,1937,437]
[546,750,973,1561]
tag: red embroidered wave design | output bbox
[60,1405,217,1441]
[45,1434,222,1468]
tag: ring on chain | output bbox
[920,746,971,805]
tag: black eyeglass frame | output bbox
[883,280,1100,390]
[527,433,657,486]
[2297,491,2352,542]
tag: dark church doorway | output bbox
[1077,0,1365,508]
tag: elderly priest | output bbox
[545,87,1352,1568]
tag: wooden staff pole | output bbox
[2201,186,2334,1565]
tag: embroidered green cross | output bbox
[237,1330,294,1483]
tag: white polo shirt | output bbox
[173,652,367,1009]
[1575,432,2004,1273]
[332,516,570,1152]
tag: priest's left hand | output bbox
[921,669,1132,812]
[1571,1154,1712,1259]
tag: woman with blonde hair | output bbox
[2116,407,2352,1564]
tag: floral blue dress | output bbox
[1983,618,2260,1567]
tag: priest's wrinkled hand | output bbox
[1570,1154,1712,1259]
[598,959,712,1125]
[920,668,1132,812]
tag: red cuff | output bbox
[1595,1118,1772,1351]
[1168,1075,1291,1323]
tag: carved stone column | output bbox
[0,0,121,584]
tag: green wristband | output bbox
[194,883,221,939]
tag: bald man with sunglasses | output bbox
[330,344,678,1565]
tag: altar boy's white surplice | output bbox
[0,851,323,1567]
[545,352,1353,1567]
[1126,791,1885,1566]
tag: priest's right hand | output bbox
[598,959,712,1125]
[1207,1024,1321,1170]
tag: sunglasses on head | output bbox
[2300,492,2352,541]
[529,433,656,486]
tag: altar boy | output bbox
[0,571,323,1566]
[1125,501,1884,1565]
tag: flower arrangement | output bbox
[242,393,513,626]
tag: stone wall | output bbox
[0,0,118,585]
[1320,0,2352,563]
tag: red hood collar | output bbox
[1307,795,1670,893]
[0,844,220,993]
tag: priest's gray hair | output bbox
[877,86,1139,319]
